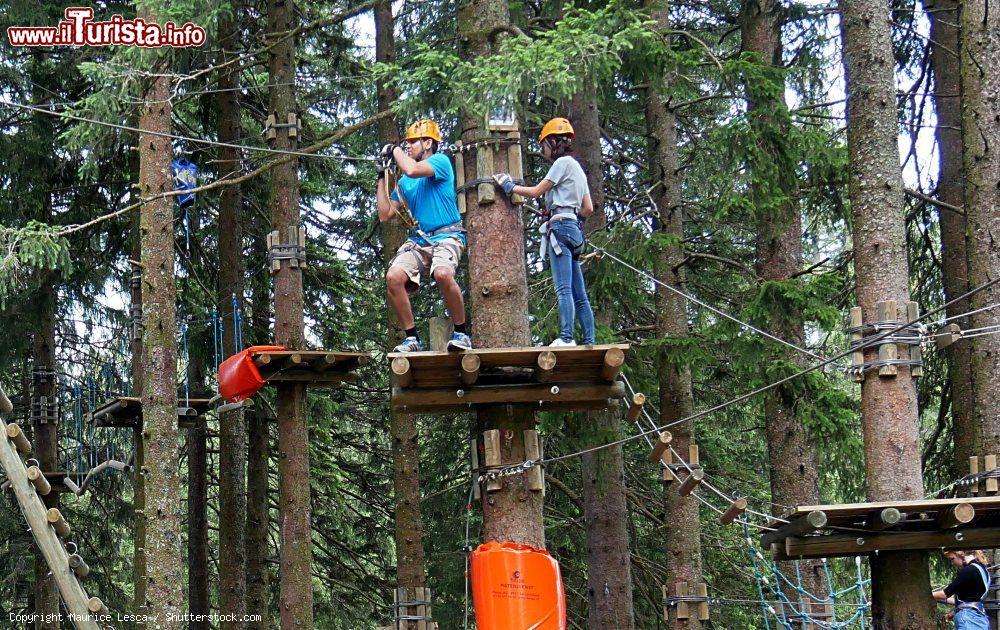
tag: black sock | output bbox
[453,323,467,334]
[405,327,419,339]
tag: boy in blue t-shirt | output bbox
[376,119,471,352]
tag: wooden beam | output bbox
[907,301,922,376]
[850,307,865,382]
[6,423,31,454]
[524,430,544,493]
[394,399,617,415]
[69,554,90,578]
[694,583,709,621]
[47,507,71,538]
[469,438,481,501]
[600,348,625,382]
[778,527,1000,561]
[937,323,963,349]
[678,469,704,496]
[0,384,11,414]
[392,381,626,409]
[626,393,646,422]
[876,300,898,376]
[986,455,998,494]
[762,510,828,547]
[688,443,700,467]
[429,316,454,352]
[675,582,689,620]
[535,351,556,383]
[647,431,673,464]
[775,496,1000,524]
[938,502,975,529]
[721,498,748,525]
[392,357,413,388]
[970,455,981,495]
[26,466,51,495]
[865,507,902,531]
[460,354,481,386]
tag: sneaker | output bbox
[448,331,472,351]
[549,338,577,347]
[394,336,423,353]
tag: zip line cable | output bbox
[589,245,824,362]
[0,98,378,162]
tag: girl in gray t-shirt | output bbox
[492,117,596,346]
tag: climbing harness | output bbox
[955,561,991,614]
[385,166,467,246]
[538,209,585,266]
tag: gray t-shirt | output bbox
[543,156,589,213]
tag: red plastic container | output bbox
[218,345,285,402]
[470,541,567,630]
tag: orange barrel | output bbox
[218,345,285,402]
[470,541,567,630]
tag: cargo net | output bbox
[845,318,924,376]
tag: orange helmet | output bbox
[539,117,575,142]
[404,119,442,143]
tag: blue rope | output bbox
[232,294,243,352]
[211,306,220,368]
[746,525,775,630]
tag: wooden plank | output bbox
[483,430,501,492]
[778,527,1000,561]
[388,343,629,367]
[876,300,898,376]
[775,496,1000,525]
[675,582,689,620]
[662,585,669,625]
[416,586,428,630]
[392,381,626,410]
[688,443,700,467]
[0,412,100,628]
[971,455,981,495]
[396,398,618,415]
[460,354,481,386]
[694,583,709,621]
[850,306,865,382]
[907,301,922,376]
[507,134,526,206]
[524,430,544,493]
[470,438,481,501]
[986,454,998,494]
[476,142,495,204]
[455,142,466,214]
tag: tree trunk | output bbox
[567,84,635,629]
[960,0,1000,466]
[375,0,427,596]
[216,5,248,624]
[925,0,973,480]
[266,0,312,625]
[246,229,272,629]
[839,1,934,626]
[31,271,59,630]
[457,0,543,548]
[644,2,704,628]
[187,418,210,628]
[137,23,184,626]
[739,0,824,599]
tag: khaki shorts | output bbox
[389,236,464,293]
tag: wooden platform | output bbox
[85,396,213,428]
[388,344,629,414]
[252,349,369,386]
[764,497,1000,560]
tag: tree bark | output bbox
[739,0,824,599]
[645,3,703,627]
[246,228,272,629]
[375,0,428,596]
[137,19,184,626]
[266,0,313,625]
[217,4,248,624]
[187,416,210,628]
[30,271,59,630]
[960,0,1000,466]
[567,84,635,629]
[457,0,543,548]
[839,0,934,626]
[925,0,973,480]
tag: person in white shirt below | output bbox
[494,117,596,346]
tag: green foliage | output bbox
[0,223,71,302]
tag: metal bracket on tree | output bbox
[267,225,307,273]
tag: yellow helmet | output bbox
[539,117,575,142]
[404,119,442,143]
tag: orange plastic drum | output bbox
[218,345,285,402]
[470,541,567,630]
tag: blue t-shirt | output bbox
[390,153,463,244]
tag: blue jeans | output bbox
[548,219,596,344]
[955,606,989,630]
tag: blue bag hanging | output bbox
[171,158,197,208]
